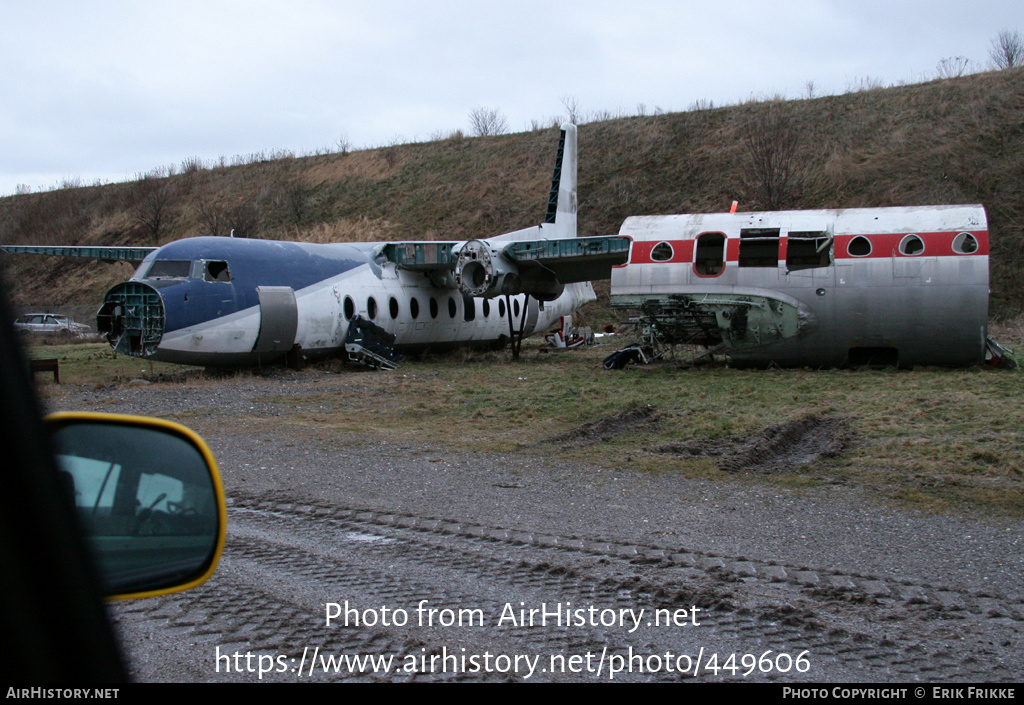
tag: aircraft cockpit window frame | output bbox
[848,236,873,257]
[694,232,726,277]
[952,232,979,254]
[203,261,231,282]
[145,260,191,279]
[651,242,674,262]
[899,234,925,256]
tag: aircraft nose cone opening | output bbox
[97,282,165,357]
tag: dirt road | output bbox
[50,371,1024,682]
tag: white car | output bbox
[13,313,94,336]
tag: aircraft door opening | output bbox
[694,232,725,276]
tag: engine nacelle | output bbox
[453,239,564,301]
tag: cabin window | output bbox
[513,298,521,318]
[786,231,832,270]
[146,260,191,279]
[952,232,979,254]
[498,299,506,317]
[410,297,419,320]
[204,260,231,282]
[367,297,378,319]
[463,294,476,322]
[651,242,673,262]
[694,232,725,276]
[899,234,924,256]
[482,300,491,317]
[429,297,439,318]
[448,296,457,318]
[739,228,780,267]
[344,296,355,320]
[848,236,872,257]
[389,296,399,319]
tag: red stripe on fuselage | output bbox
[626,230,989,264]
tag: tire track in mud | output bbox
[111,496,1023,682]
[653,415,852,473]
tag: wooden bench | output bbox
[30,357,59,384]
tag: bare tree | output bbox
[468,107,509,136]
[989,29,1024,69]
[198,201,259,238]
[560,95,583,124]
[197,201,226,237]
[129,178,175,245]
[741,105,802,210]
[226,203,260,239]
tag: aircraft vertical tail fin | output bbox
[543,123,578,238]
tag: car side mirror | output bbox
[45,412,226,600]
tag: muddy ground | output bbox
[46,371,1024,683]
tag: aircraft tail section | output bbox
[543,123,578,239]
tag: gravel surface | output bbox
[45,371,1024,682]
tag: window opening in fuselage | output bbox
[651,242,673,262]
[463,294,476,322]
[848,236,872,257]
[786,231,832,270]
[410,297,419,319]
[739,228,780,267]
[952,232,979,254]
[899,234,924,256]
[204,261,231,282]
[694,232,725,276]
[146,260,191,279]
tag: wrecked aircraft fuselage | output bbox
[611,205,993,367]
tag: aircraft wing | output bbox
[0,245,156,262]
[502,235,630,284]
[381,235,630,299]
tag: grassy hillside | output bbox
[3,67,1023,316]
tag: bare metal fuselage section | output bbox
[611,205,989,367]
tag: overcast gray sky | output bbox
[2,0,1022,196]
